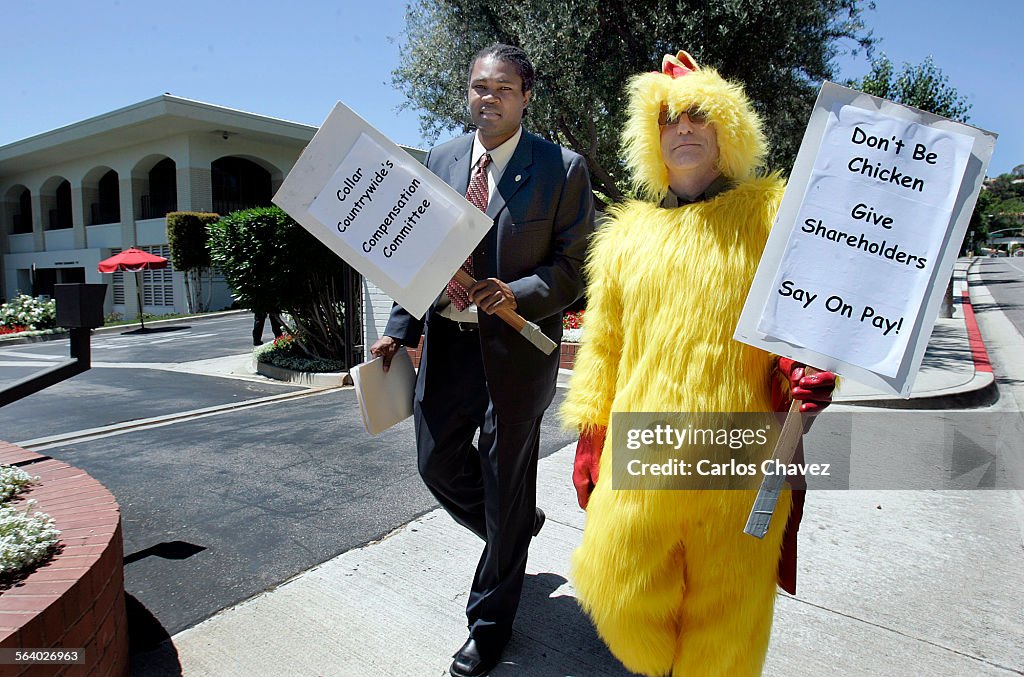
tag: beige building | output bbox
[1,95,320,317]
[1,94,432,360]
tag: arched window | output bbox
[211,157,271,215]
[49,180,72,230]
[140,158,177,219]
[90,170,121,225]
[10,188,31,234]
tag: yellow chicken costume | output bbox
[561,52,827,676]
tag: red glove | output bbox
[573,427,606,509]
[777,358,836,414]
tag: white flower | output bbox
[0,466,38,503]
[0,466,60,577]
[562,327,584,343]
[0,504,61,575]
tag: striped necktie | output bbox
[447,152,491,311]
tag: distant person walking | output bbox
[252,311,283,345]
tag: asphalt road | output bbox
[0,313,577,653]
[0,314,300,442]
[974,256,1024,338]
[0,368,301,443]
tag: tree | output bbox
[847,53,971,122]
[394,0,875,206]
[849,53,977,317]
[978,173,1024,249]
[166,211,219,313]
[966,188,993,255]
[850,52,983,259]
[206,207,362,364]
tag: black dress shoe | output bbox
[450,637,500,677]
[533,507,546,537]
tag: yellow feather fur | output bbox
[622,69,768,202]
[561,176,790,676]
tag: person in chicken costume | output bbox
[561,50,836,676]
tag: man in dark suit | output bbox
[370,44,595,677]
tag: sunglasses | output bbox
[658,107,709,127]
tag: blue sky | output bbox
[2,1,1020,175]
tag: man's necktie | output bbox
[447,152,491,311]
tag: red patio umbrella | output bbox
[97,248,169,329]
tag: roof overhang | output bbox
[0,95,317,176]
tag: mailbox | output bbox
[55,283,107,329]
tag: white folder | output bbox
[349,350,416,436]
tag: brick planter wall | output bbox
[559,342,580,370]
[406,337,425,369]
[0,441,129,677]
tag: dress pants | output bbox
[252,311,283,344]
[414,316,542,654]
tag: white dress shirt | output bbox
[437,127,524,323]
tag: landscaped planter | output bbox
[0,442,129,677]
[255,360,351,386]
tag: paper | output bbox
[756,104,973,377]
[734,82,996,397]
[274,102,493,319]
[349,350,416,436]
[308,133,463,288]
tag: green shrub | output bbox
[166,212,217,270]
[255,334,345,373]
[208,206,359,364]
[168,211,220,312]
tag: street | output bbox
[0,313,578,657]
[1,260,1023,675]
[974,256,1024,339]
[0,314,302,442]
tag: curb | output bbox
[841,258,997,409]
[90,309,247,337]
[836,372,997,410]
[16,387,338,451]
[255,361,352,387]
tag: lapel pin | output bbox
[515,174,522,182]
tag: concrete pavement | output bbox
[131,257,1023,676]
[831,259,997,408]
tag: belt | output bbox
[437,315,478,332]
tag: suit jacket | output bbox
[384,130,595,421]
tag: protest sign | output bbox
[273,102,493,320]
[735,82,996,396]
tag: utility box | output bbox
[55,283,107,329]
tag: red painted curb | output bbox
[961,289,993,373]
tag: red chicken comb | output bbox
[661,50,699,78]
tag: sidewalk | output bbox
[831,258,996,408]
[134,258,1023,676]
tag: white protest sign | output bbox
[273,102,493,319]
[735,82,996,396]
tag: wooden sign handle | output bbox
[744,365,819,538]
[774,366,819,466]
[452,269,527,332]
